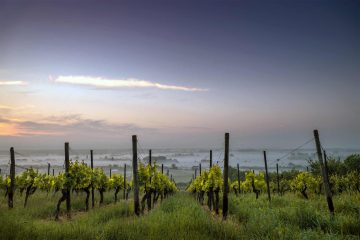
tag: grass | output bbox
[0,190,359,239]
[228,192,360,239]
[0,190,238,240]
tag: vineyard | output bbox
[0,131,359,240]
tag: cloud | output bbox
[0,104,34,110]
[0,114,154,137]
[53,75,208,92]
[0,105,35,116]
[0,81,26,86]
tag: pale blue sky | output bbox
[0,0,359,149]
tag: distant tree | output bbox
[344,154,360,173]
[278,169,300,180]
[308,154,359,176]
[228,166,245,182]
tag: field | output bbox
[0,190,359,240]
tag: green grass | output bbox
[228,193,360,239]
[0,190,359,239]
[0,191,239,240]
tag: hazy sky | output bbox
[0,0,359,150]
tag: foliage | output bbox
[308,154,360,176]
[16,167,39,192]
[108,174,124,190]
[187,165,223,193]
[34,174,54,192]
[344,154,360,173]
[228,166,245,182]
[242,171,266,192]
[138,162,178,195]
[93,168,109,191]
[290,172,318,198]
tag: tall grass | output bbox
[0,191,238,240]
[0,189,359,239]
[228,193,360,239]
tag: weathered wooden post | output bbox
[161,164,164,174]
[323,150,332,192]
[208,150,214,210]
[199,163,202,176]
[323,151,329,175]
[123,164,127,200]
[149,149,152,166]
[148,149,152,210]
[90,150,95,208]
[263,151,271,201]
[132,135,140,216]
[109,167,112,178]
[8,147,15,208]
[237,163,241,194]
[65,142,71,218]
[149,150,152,183]
[47,163,50,175]
[223,133,229,220]
[276,161,280,195]
[195,168,197,178]
[52,168,55,176]
[314,129,334,215]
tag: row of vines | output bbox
[0,160,177,218]
[187,164,360,213]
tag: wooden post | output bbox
[237,163,240,194]
[132,135,140,216]
[8,147,15,208]
[161,164,164,174]
[208,150,214,211]
[314,129,334,215]
[149,149,152,183]
[123,164,126,200]
[52,169,55,176]
[0,168,2,175]
[109,167,112,178]
[323,151,331,192]
[223,133,229,220]
[149,149,152,166]
[47,163,50,175]
[263,151,271,201]
[199,163,202,176]
[90,150,94,208]
[195,168,197,178]
[276,162,280,195]
[148,149,152,210]
[64,142,71,218]
[306,166,309,172]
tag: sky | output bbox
[0,0,359,150]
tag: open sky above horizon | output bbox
[0,0,359,150]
